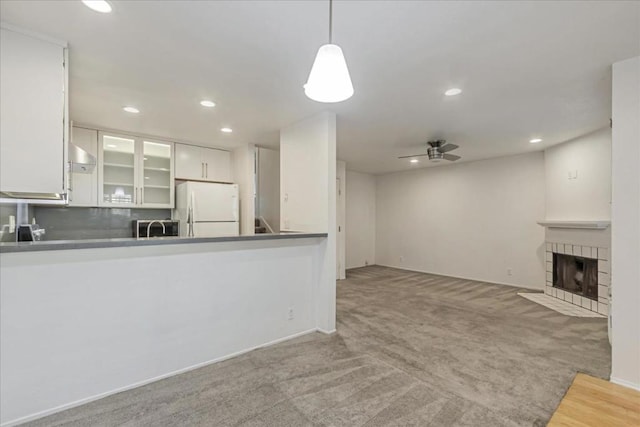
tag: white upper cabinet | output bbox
[98,132,174,208]
[202,148,232,182]
[0,26,67,198]
[175,143,232,183]
[68,127,98,206]
[175,143,203,181]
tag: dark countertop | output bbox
[0,232,328,253]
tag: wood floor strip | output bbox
[548,373,640,427]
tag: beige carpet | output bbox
[25,266,611,426]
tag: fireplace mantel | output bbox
[537,220,611,230]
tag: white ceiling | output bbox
[1,1,638,174]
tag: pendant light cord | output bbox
[329,0,333,44]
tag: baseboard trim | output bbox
[610,376,640,391]
[375,264,543,291]
[317,328,336,335]
[0,328,318,427]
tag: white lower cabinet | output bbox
[68,126,98,206]
[98,132,174,208]
[175,143,232,183]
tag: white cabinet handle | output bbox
[68,162,73,202]
[201,162,204,178]
[205,163,208,179]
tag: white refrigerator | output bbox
[174,182,239,237]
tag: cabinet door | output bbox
[140,140,174,208]
[98,133,137,207]
[175,143,204,181]
[69,127,98,206]
[0,27,65,195]
[202,148,232,182]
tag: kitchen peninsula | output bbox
[0,232,331,424]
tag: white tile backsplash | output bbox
[573,245,581,256]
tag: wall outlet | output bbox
[399,256,404,263]
[365,260,369,266]
[287,307,294,320]
[507,268,513,276]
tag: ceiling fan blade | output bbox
[443,154,461,161]
[439,143,459,153]
[398,153,430,159]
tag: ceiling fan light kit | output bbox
[304,0,354,103]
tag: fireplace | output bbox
[544,242,609,315]
[553,253,598,300]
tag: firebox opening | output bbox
[552,253,598,300]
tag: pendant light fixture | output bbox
[304,0,354,103]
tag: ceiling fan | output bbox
[398,140,461,162]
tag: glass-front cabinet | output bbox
[98,132,174,208]
[141,140,172,206]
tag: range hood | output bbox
[69,143,96,173]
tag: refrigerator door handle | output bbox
[188,190,195,237]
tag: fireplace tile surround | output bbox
[544,242,609,315]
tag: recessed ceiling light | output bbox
[410,159,419,163]
[445,88,462,96]
[200,100,216,108]
[529,138,543,144]
[123,106,140,114]
[220,127,233,133]
[82,0,112,13]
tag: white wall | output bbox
[544,127,611,220]
[611,56,640,391]
[0,238,326,425]
[336,161,346,279]
[280,113,334,233]
[256,147,280,233]
[376,152,546,289]
[346,170,376,269]
[280,111,337,332]
[232,144,255,235]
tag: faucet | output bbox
[146,220,166,237]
